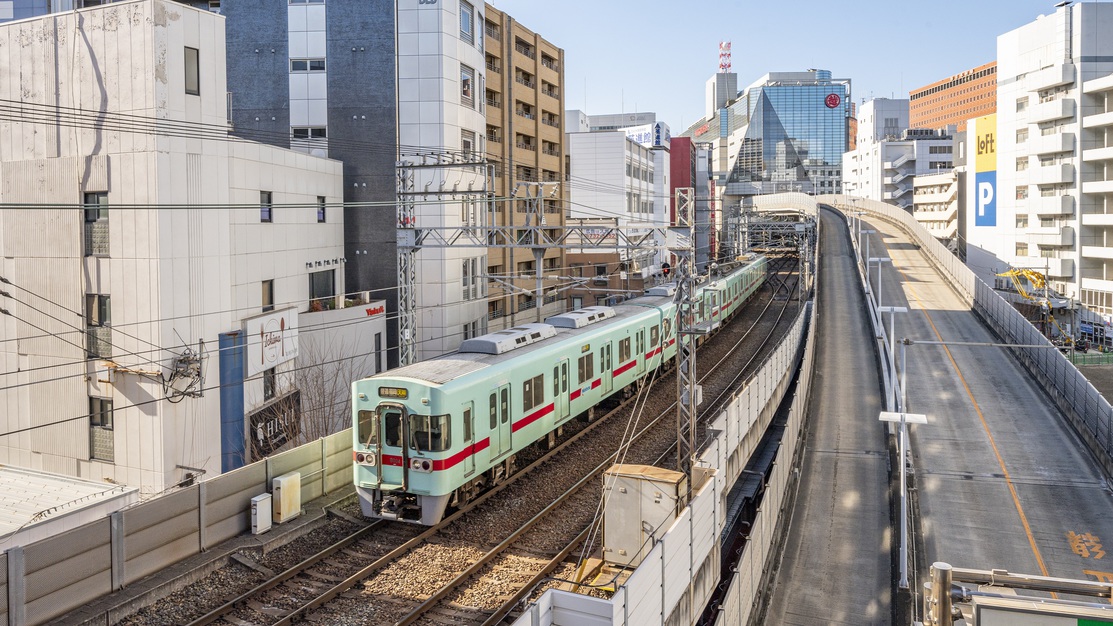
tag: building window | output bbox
[86,294,111,359]
[1016,242,1029,256]
[260,191,273,222]
[89,396,114,462]
[185,47,200,95]
[317,196,327,223]
[374,332,383,374]
[309,269,335,310]
[1017,157,1029,171]
[1016,186,1028,200]
[1016,128,1028,144]
[461,129,475,159]
[290,58,326,72]
[460,0,474,44]
[1016,96,1028,112]
[262,280,274,312]
[83,191,109,256]
[292,127,327,140]
[263,368,276,401]
[461,64,475,108]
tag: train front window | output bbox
[410,414,451,452]
[383,408,403,448]
[358,409,378,446]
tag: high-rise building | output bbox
[482,5,567,329]
[963,2,1113,320]
[682,69,852,201]
[910,61,997,132]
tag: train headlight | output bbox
[410,458,432,472]
[356,452,376,466]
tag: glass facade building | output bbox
[728,72,850,194]
[684,69,851,197]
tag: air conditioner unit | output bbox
[272,472,302,523]
[251,493,272,534]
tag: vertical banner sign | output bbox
[974,114,997,227]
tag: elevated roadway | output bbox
[766,204,1113,624]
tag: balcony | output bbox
[515,76,536,88]
[1083,73,1113,94]
[1083,180,1113,194]
[542,147,560,157]
[1083,146,1113,162]
[1031,163,1074,186]
[1032,194,1074,217]
[542,88,559,100]
[1083,111,1113,130]
[516,109,535,121]
[487,133,502,144]
[516,141,536,151]
[1029,132,1075,155]
[485,60,501,74]
[1029,98,1075,123]
[484,24,500,41]
[1039,257,1075,279]
[1028,225,1074,248]
[1028,63,1075,91]
[514,42,536,59]
[486,97,501,109]
[541,56,559,72]
[541,117,560,129]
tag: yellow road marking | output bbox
[891,249,1054,583]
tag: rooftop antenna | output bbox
[718,41,731,73]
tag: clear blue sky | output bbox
[489,0,1079,131]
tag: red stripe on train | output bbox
[513,403,554,432]
[613,359,637,377]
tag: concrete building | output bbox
[910,61,997,132]
[482,5,567,329]
[843,132,955,210]
[0,1,387,495]
[964,2,1113,320]
[912,171,960,244]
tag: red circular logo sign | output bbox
[825,93,841,108]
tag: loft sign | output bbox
[244,307,299,378]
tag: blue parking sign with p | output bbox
[975,171,996,227]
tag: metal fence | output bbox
[3,430,353,625]
[823,194,1113,478]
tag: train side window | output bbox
[553,366,559,396]
[663,317,673,338]
[650,325,659,348]
[489,393,497,430]
[358,409,378,446]
[383,409,402,448]
[500,388,509,424]
[618,338,631,363]
[523,374,544,412]
[578,354,594,384]
[561,362,568,391]
[463,407,473,444]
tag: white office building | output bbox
[0,1,386,495]
[912,171,960,244]
[842,99,955,211]
[964,1,1113,317]
[398,0,490,360]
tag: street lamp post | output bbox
[860,229,876,284]
[878,305,908,405]
[869,257,892,308]
[881,407,928,591]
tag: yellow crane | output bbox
[996,268,1073,345]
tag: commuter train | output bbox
[352,255,768,524]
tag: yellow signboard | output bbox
[975,113,996,173]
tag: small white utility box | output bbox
[602,464,687,568]
[251,493,272,534]
[272,472,302,523]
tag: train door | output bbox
[711,290,721,329]
[554,359,570,422]
[378,404,407,490]
[601,343,613,395]
[488,384,511,461]
[461,402,475,478]
[635,330,646,376]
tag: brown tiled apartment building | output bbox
[909,61,996,131]
[483,4,568,328]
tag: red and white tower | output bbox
[718,41,731,73]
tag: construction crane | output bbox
[996,268,1073,345]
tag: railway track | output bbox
[119,261,803,626]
